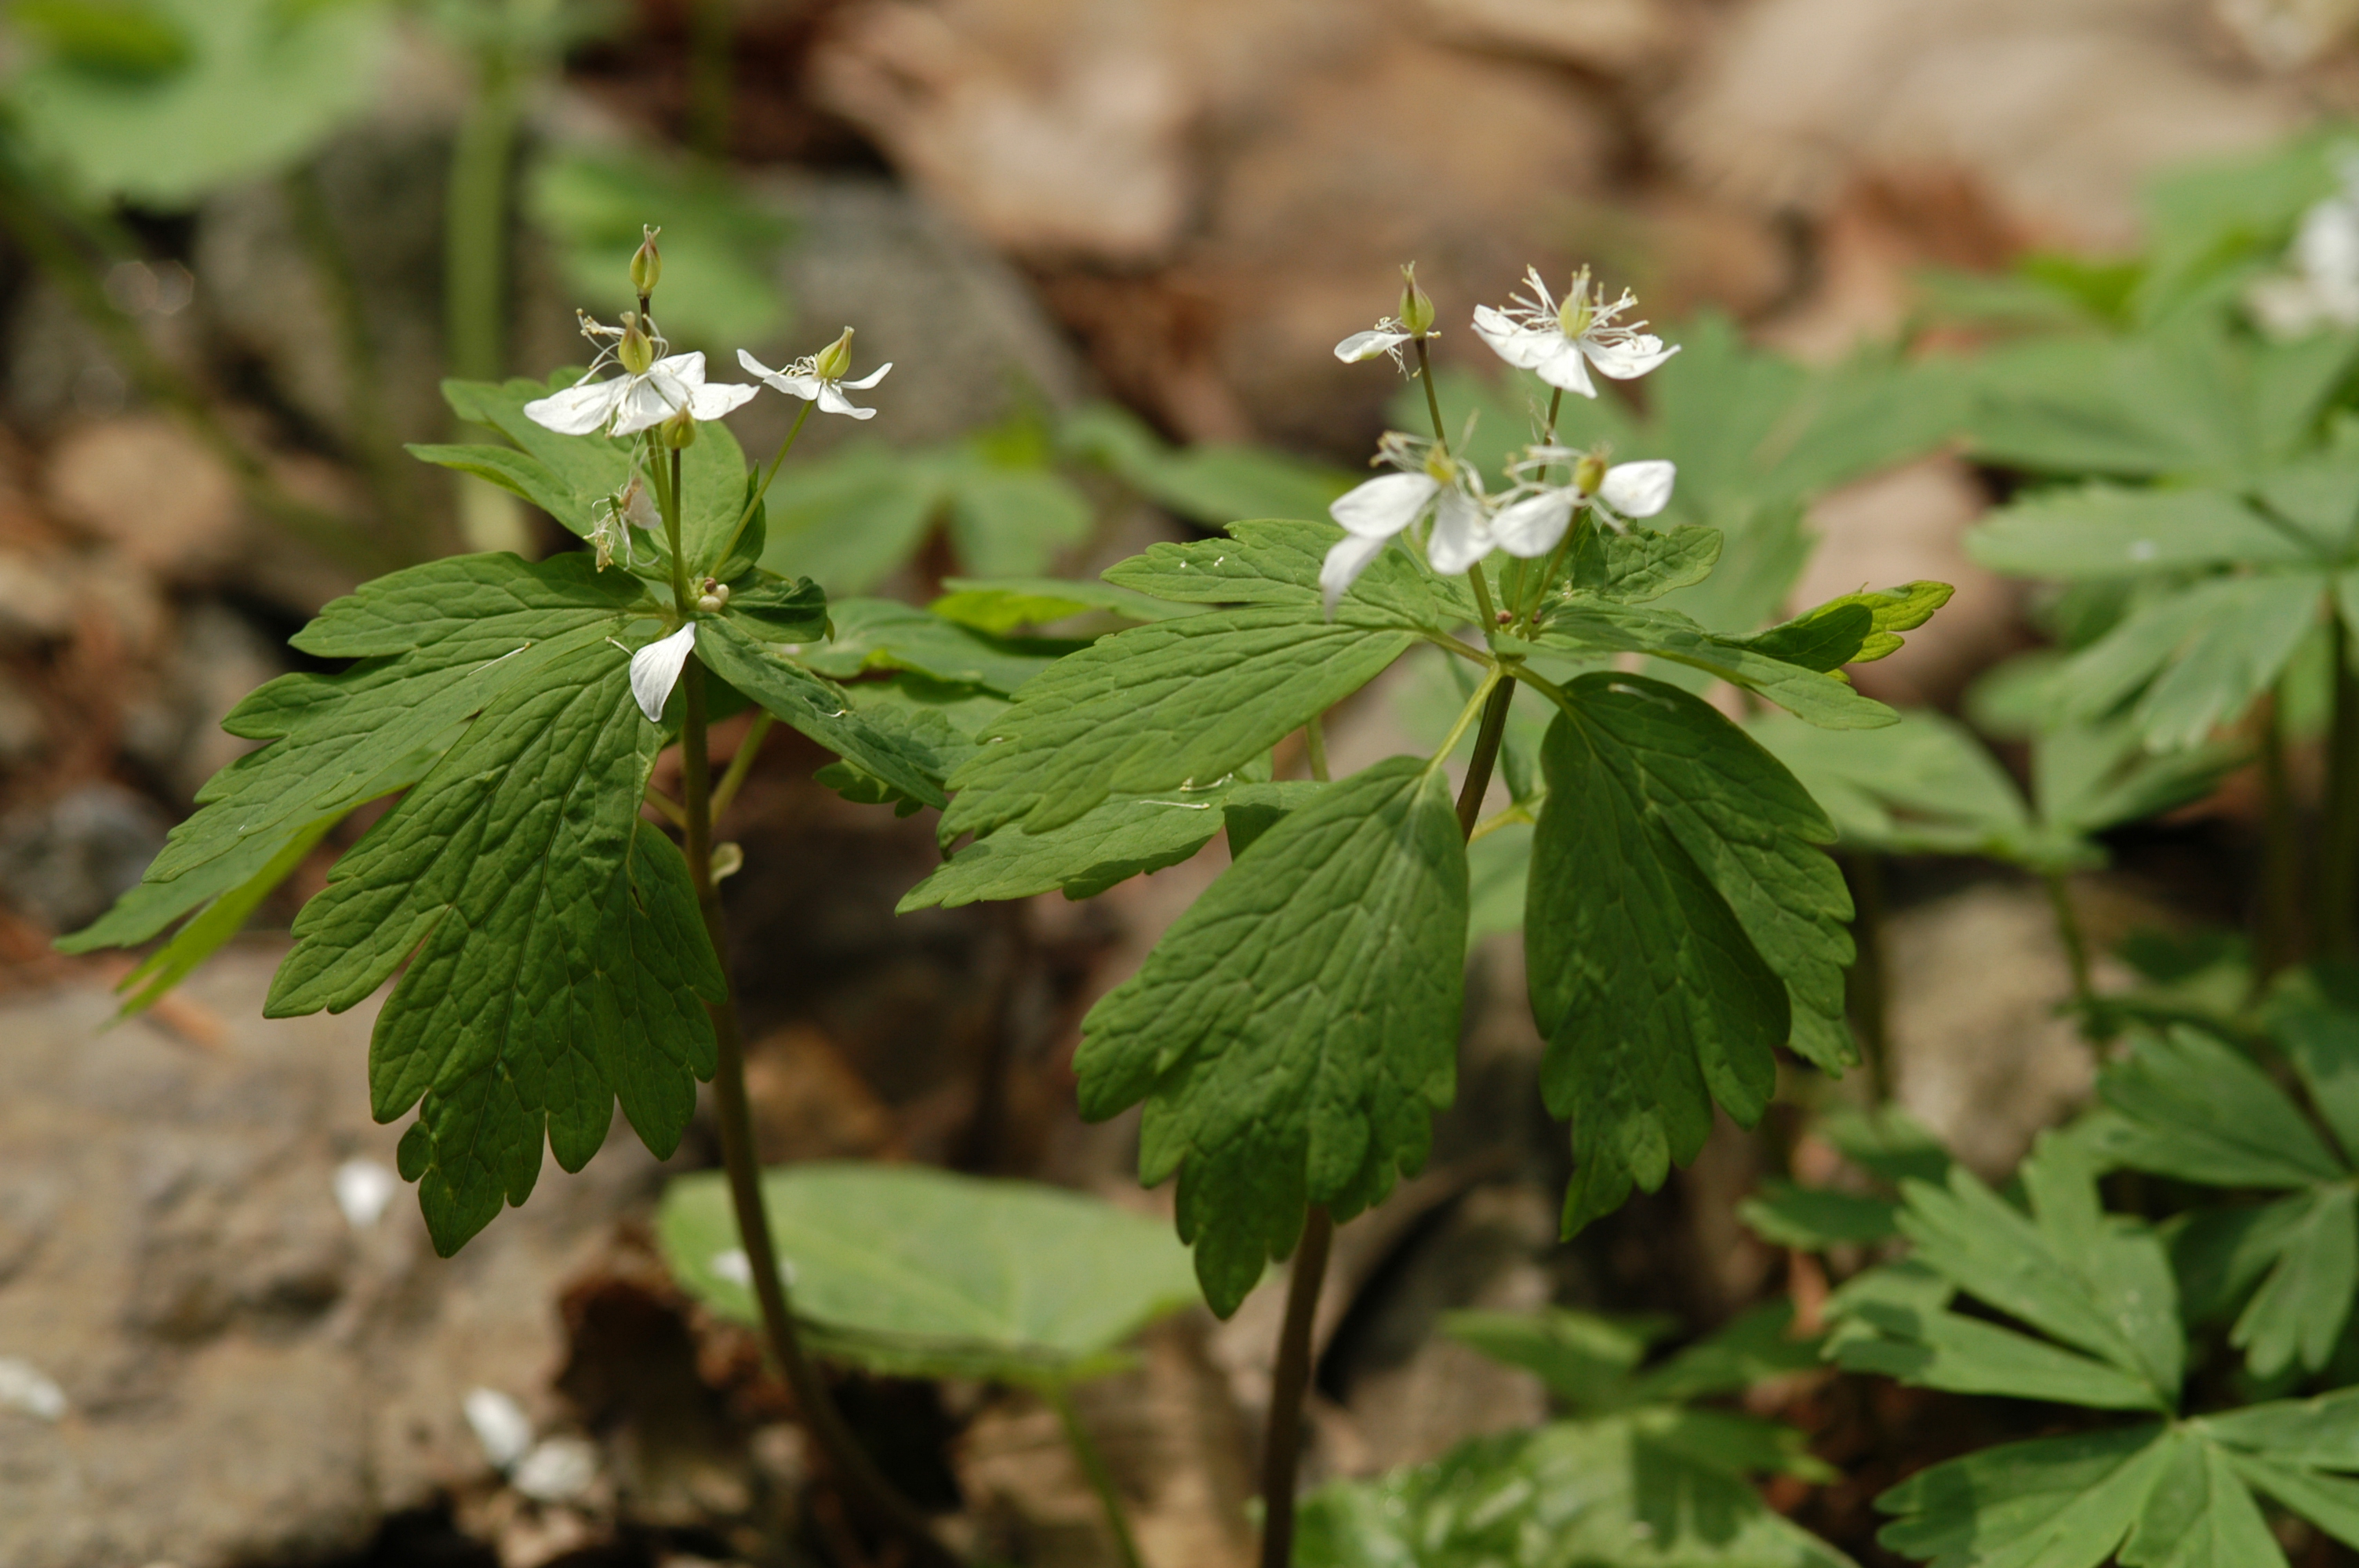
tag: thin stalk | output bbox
[2259,688,2303,978]
[1258,1207,1334,1568]
[1840,853,1891,1103]
[688,0,736,162]
[0,152,389,572]
[1304,715,1331,782]
[2324,610,2359,958]
[1414,339,1448,449]
[1050,1382,1146,1568]
[715,398,813,570]
[2044,870,2096,1014]
[707,712,773,822]
[664,458,960,1568]
[1456,677,1517,839]
[282,166,445,558]
[644,784,689,829]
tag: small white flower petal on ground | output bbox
[1425,486,1495,574]
[629,624,698,724]
[333,1158,398,1230]
[0,1357,67,1422]
[464,1388,535,1471]
[1491,488,1579,557]
[1331,471,1441,538]
[1598,459,1676,519]
[513,1437,602,1504]
[1336,327,1412,364]
[1320,530,1392,617]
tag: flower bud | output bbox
[631,226,663,297]
[662,406,699,449]
[1557,267,1595,339]
[618,311,656,376]
[812,325,856,382]
[1398,263,1435,336]
[697,592,724,612]
[1573,452,1608,495]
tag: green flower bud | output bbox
[619,311,656,376]
[1398,263,1435,336]
[631,226,662,297]
[1557,267,1596,339]
[662,406,699,449]
[1573,452,1608,495]
[812,325,856,382]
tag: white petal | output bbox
[1490,488,1578,557]
[523,378,625,435]
[1582,334,1679,380]
[653,350,708,388]
[1531,340,1598,397]
[1424,487,1493,574]
[737,349,822,401]
[464,1388,534,1471]
[736,348,785,381]
[1470,306,1561,372]
[687,379,761,420]
[1330,471,1438,539]
[1320,531,1390,617]
[333,1158,398,1229]
[1335,328,1410,363]
[1598,460,1676,518]
[629,624,697,723]
[816,383,878,419]
[609,373,689,436]
[841,361,892,390]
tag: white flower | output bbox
[1492,451,1677,557]
[525,310,758,437]
[587,475,660,571]
[2250,156,2359,336]
[630,623,697,723]
[1321,432,1492,614]
[1335,321,1415,366]
[738,326,891,420]
[1471,267,1677,397]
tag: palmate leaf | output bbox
[1059,401,1354,527]
[1518,598,1903,731]
[1527,673,1854,1233]
[266,640,722,1254]
[900,786,1234,909]
[656,1163,1199,1384]
[1074,757,1467,1315]
[797,597,1072,695]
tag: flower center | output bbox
[618,313,656,376]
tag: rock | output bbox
[1663,0,2302,252]
[1884,881,2101,1178]
[0,945,675,1568]
[0,548,77,650]
[0,782,169,933]
[1417,0,1685,74]
[2214,0,2359,69]
[44,416,244,582]
[0,683,45,771]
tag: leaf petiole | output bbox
[644,783,689,828]
[714,397,815,573]
[707,712,773,821]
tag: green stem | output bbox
[714,397,813,572]
[1414,339,1448,449]
[688,0,735,162]
[2325,609,2359,959]
[1051,1382,1146,1568]
[2044,870,2096,1014]
[1466,567,1499,631]
[1456,677,1517,840]
[1258,1207,1334,1568]
[445,34,520,385]
[2260,687,2303,978]
[1841,853,1892,1103]
[708,712,773,822]
[1304,715,1331,783]
[665,456,960,1568]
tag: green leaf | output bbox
[1739,1182,1902,1250]
[1834,1298,2169,1411]
[1526,674,1854,1233]
[2117,1432,2284,1568]
[756,444,943,596]
[2230,1185,2359,1377]
[2222,1454,2359,1555]
[899,787,1231,909]
[1466,818,1532,941]
[2166,1200,2310,1327]
[2096,1028,2345,1188]
[1521,603,1900,730]
[1103,518,1463,628]
[656,1163,1199,1383]
[941,608,1417,840]
[1567,524,1724,604]
[944,465,1095,578]
[1060,402,1353,526]
[929,575,1199,635]
[1624,1301,1825,1406]
[2201,1385,2359,1468]
[1747,709,2033,859]
[797,597,1067,695]
[112,812,340,1014]
[1968,487,2318,579]
[2052,572,2321,750]
[696,616,951,809]
[1074,757,1466,1315]
[2265,965,2359,1163]
[1875,1423,2175,1568]
[1817,1105,1955,1186]
[725,574,829,643]
[1439,1306,1656,1411]
[529,147,793,347]
[1296,1412,1858,1568]
[264,644,722,1254]
[1736,601,1875,673]
[7,0,388,205]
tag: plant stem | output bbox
[445,18,529,553]
[1840,853,1891,1103]
[1304,715,1331,782]
[2259,688,2303,978]
[708,712,773,822]
[688,0,736,162]
[1051,1381,1146,1568]
[2044,870,2095,1014]
[2324,610,2359,958]
[1258,1206,1334,1568]
[1414,339,1448,449]
[663,458,960,1568]
[715,398,813,571]
[1456,677,1517,839]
